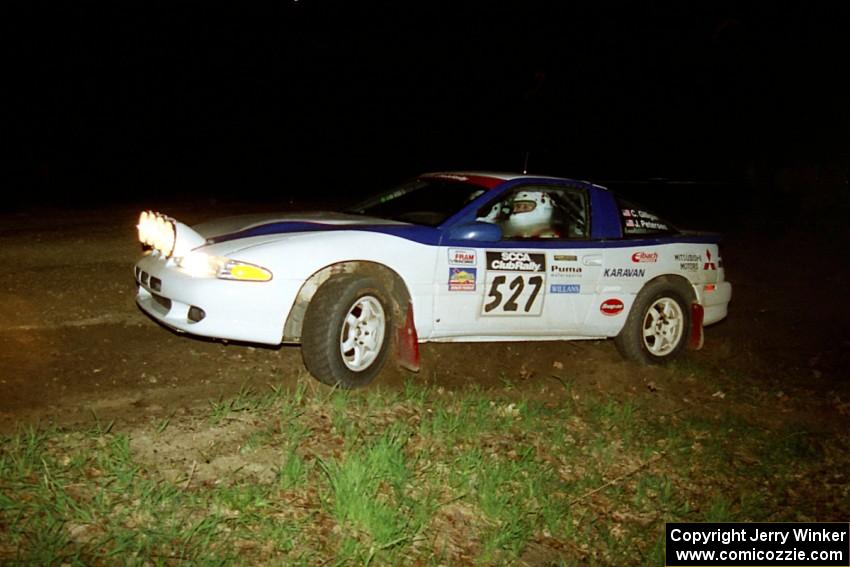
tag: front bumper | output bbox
[134,254,300,345]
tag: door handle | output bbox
[582,254,602,266]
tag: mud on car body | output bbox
[134,172,732,388]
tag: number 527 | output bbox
[482,274,544,315]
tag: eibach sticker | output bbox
[631,251,658,263]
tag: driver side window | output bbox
[475,185,588,240]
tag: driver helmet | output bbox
[505,190,554,236]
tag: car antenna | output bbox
[522,151,530,174]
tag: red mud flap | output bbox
[395,303,420,372]
[689,303,704,350]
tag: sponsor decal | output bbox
[679,262,699,272]
[486,251,545,272]
[622,208,670,231]
[600,298,624,316]
[448,248,476,266]
[550,284,580,294]
[448,268,476,291]
[622,208,659,220]
[550,264,582,277]
[674,253,701,262]
[631,251,658,263]
[624,218,669,230]
[603,268,645,278]
[703,249,717,271]
[553,254,578,262]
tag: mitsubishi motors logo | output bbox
[703,249,717,270]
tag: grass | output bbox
[318,424,425,556]
[1,375,849,565]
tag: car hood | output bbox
[193,211,409,240]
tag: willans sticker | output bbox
[550,284,580,294]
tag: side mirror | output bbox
[446,221,502,242]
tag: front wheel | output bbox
[614,280,691,365]
[301,274,393,388]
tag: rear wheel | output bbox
[615,280,691,365]
[301,274,393,388]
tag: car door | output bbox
[430,183,601,339]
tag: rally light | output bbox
[137,211,149,244]
[176,252,272,282]
[137,210,176,257]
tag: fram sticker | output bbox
[600,298,624,316]
[448,248,476,266]
[550,284,580,294]
[449,268,477,291]
[553,254,578,262]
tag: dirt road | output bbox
[2,204,849,433]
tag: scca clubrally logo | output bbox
[486,251,545,272]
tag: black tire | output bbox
[301,274,394,388]
[614,279,691,365]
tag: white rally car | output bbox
[135,172,732,388]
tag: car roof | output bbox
[420,171,600,190]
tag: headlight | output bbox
[177,251,220,277]
[176,252,272,282]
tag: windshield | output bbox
[347,178,492,227]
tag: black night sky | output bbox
[5,2,849,212]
